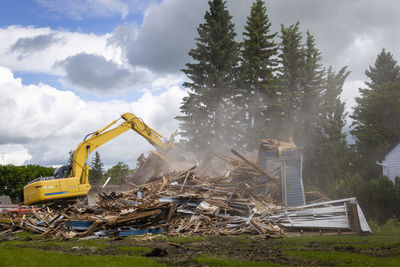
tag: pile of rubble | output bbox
[14,149,287,239]
[1,139,372,239]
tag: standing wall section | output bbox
[382,144,400,183]
[259,150,305,207]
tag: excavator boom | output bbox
[24,113,172,205]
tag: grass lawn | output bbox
[1,231,400,266]
[0,245,162,267]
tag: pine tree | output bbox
[177,0,239,162]
[278,22,305,137]
[351,49,400,178]
[89,151,104,184]
[239,0,278,150]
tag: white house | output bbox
[377,143,400,183]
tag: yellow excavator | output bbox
[24,113,173,205]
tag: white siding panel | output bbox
[382,144,400,183]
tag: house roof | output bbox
[379,141,400,162]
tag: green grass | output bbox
[159,235,210,243]
[194,255,285,267]
[13,231,42,240]
[117,246,153,254]
[286,250,400,266]
[2,230,400,266]
[3,238,109,251]
[0,247,162,267]
[281,234,400,248]
[370,219,400,235]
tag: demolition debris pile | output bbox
[7,149,288,239]
[1,140,372,239]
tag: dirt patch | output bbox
[8,234,400,266]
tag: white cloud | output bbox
[0,25,121,74]
[0,65,187,167]
[35,0,157,20]
[54,52,152,94]
[110,0,208,73]
[0,144,32,165]
[35,0,130,20]
[0,25,187,93]
[9,33,67,60]
[341,80,364,112]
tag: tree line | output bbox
[0,152,132,202]
[0,165,54,201]
[178,0,400,223]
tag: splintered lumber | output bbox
[19,152,288,239]
[15,144,368,239]
[230,149,276,181]
[110,209,162,225]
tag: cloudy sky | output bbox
[1,0,399,168]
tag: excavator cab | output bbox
[54,165,72,179]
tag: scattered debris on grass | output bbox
[1,140,371,240]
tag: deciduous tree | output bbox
[103,162,130,185]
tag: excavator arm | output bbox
[24,113,172,205]
[70,113,171,183]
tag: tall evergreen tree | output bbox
[306,67,349,189]
[239,0,278,150]
[295,31,326,188]
[278,22,305,137]
[298,31,325,144]
[351,49,400,178]
[89,151,104,184]
[177,0,239,162]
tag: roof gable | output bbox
[383,143,400,162]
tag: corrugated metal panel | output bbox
[267,198,371,232]
[382,143,400,182]
[357,203,371,232]
[260,151,305,207]
[285,160,305,206]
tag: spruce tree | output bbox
[351,49,400,178]
[309,67,349,189]
[278,22,305,137]
[296,32,326,188]
[89,151,104,184]
[177,0,239,162]
[298,31,325,143]
[239,0,278,150]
